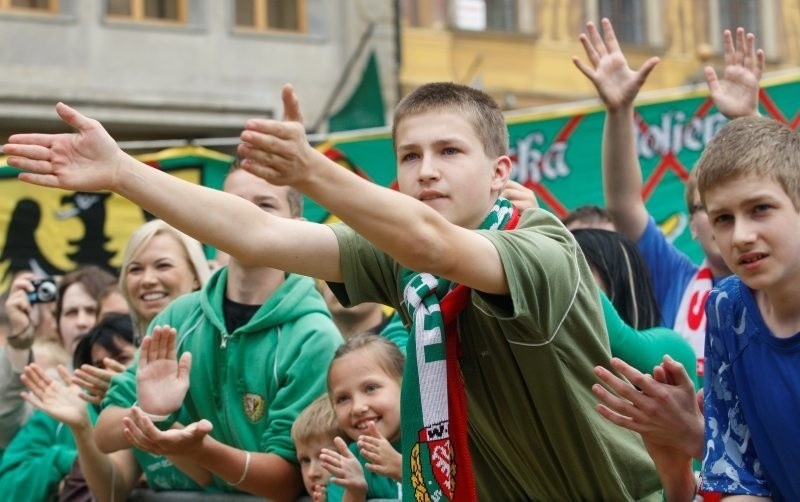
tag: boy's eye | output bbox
[753,204,771,214]
[442,147,458,155]
[298,457,310,465]
[713,214,733,226]
[401,152,419,162]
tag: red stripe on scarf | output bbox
[439,206,521,501]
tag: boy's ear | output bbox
[490,155,513,192]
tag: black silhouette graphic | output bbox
[0,198,65,284]
[57,192,116,273]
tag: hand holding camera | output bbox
[5,273,58,350]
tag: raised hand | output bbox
[572,18,659,111]
[4,103,127,192]
[5,273,37,349]
[592,356,703,460]
[320,437,367,496]
[237,84,326,188]
[21,364,89,429]
[501,180,539,211]
[705,27,764,119]
[123,406,212,456]
[358,421,401,482]
[72,358,128,405]
[136,325,192,416]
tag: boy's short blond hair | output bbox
[392,82,509,158]
[291,394,341,445]
[696,116,800,208]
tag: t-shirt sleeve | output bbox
[637,216,699,327]
[700,290,770,496]
[472,209,588,343]
[328,223,403,310]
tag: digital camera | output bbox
[28,277,58,304]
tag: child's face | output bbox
[394,110,508,229]
[704,174,800,292]
[328,351,401,442]
[296,436,332,498]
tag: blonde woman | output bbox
[119,219,210,341]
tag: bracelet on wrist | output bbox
[228,451,251,487]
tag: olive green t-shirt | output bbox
[329,208,661,500]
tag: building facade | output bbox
[399,0,798,109]
[0,0,398,145]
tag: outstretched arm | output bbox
[705,27,764,120]
[4,103,342,282]
[572,18,659,241]
[240,86,512,294]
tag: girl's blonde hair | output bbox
[326,332,405,394]
[119,219,210,339]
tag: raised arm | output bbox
[4,103,342,282]
[240,85,512,294]
[572,18,659,241]
[705,27,764,119]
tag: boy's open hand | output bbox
[320,437,367,495]
[572,18,659,112]
[705,27,764,119]
[136,325,191,417]
[4,102,126,192]
[592,356,703,460]
[358,421,401,482]
[238,84,324,188]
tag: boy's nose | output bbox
[417,156,440,181]
[732,219,757,247]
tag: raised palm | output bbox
[21,365,88,428]
[572,18,659,111]
[5,103,125,193]
[706,28,764,119]
[136,325,192,416]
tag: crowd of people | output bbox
[0,17,796,502]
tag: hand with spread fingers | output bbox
[320,436,367,498]
[572,18,660,112]
[122,406,212,456]
[237,84,329,189]
[21,364,90,429]
[3,102,127,192]
[592,356,701,500]
[72,357,128,405]
[136,325,192,418]
[705,27,765,119]
[357,421,401,482]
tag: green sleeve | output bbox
[379,313,409,355]
[600,290,699,389]
[0,410,76,501]
[101,356,138,410]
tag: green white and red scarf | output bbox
[400,197,520,501]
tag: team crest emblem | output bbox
[242,393,265,422]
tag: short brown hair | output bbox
[696,116,800,208]
[392,82,509,158]
[228,157,304,218]
[291,394,341,445]
[56,265,117,324]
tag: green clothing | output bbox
[105,268,342,491]
[327,441,401,502]
[379,312,409,354]
[601,290,700,389]
[329,209,660,500]
[0,407,97,501]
